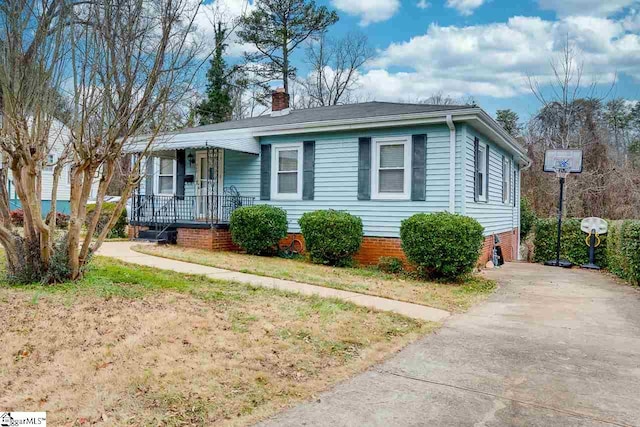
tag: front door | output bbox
[195,150,224,219]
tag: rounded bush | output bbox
[86,202,128,238]
[298,210,363,266]
[400,212,484,280]
[230,205,288,255]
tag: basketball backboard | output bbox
[581,217,608,234]
[543,149,583,174]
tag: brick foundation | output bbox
[128,225,148,239]
[478,228,518,266]
[135,225,518,268]
[176,227,240,251]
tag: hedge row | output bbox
[534,218,640,285]
[606,221,640,285]
[533,218,607,267]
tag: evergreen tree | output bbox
[496,109,521,137]
[197,23,234,125]
[238,0,338,93]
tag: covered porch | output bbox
[128,129,259,230]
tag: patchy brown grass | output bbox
[133,245,496,313]
[0,257,433,426]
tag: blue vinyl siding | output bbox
[9,199,71,215]
[225,124,456,238]
[463,125,519,236]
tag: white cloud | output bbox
[538,0,637,18]
[446,0,485,16]
[356,14,640,101]
[194,0,256,57]
[331,0,401,26]
[417,0,431,9]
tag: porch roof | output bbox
[126,128,259,155]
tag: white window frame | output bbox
[154,157,177,196]
[372,136,411,201]
[271,143,303,200]
[502,157,512,204]
[476,142,488,202]
[44,154,55,172]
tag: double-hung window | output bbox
[372,136,411,200]
[272,143,303,200]
[44,154,55,172]
[476,142,488,202]
[157,157,175,195]
[502,156,511,204]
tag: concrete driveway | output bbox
[260,263,640,427]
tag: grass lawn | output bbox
[0,256,432,426]
[132,245,496,313]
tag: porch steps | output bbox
[136,229,177,244]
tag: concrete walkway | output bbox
[97,241,450,322]
[259,263,640,427]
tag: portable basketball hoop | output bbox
[580,217,608,270]
[543,149,583,268]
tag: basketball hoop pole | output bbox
[545,174,572,268]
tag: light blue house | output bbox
[129,91,530,264]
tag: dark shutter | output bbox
[358,137,371,200]
[411,134,427,201]
[176,150,186,199]
[260,144,271,200]
[501,155,506,203]
[485,145,490,202]
[303,141,315,200]
[473,137,479,202]
[145,156,154,195]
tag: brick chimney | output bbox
[271,88,290,113]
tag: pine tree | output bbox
[197,23,234,125]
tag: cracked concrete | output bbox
[259,263,640,427]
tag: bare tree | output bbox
[0,0,203,282]
[296,32,373,107]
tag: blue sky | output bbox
[198,0,640,121]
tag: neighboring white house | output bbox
[7,120,99,215]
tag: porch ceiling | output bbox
[126,129,260,155]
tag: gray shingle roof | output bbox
[178,101,474,134]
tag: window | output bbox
[372,136,411,200]
[44,154,55,172]
[502,156,511,204]
[476,142,488,202]
[157,157,175,194]
[272,143,303,200]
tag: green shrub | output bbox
[230,205,288,255]
[298,210,363,266]
[520,197,537,240]
[606,220,640,285]
[400,212,484,280]
[378,256,404,274]
[86,202,128,239]
[533,218,607,267]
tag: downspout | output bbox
[446,115,456,213]
[516,157,533,260]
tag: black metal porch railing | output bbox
[130,194,254,226]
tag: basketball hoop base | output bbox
[581,263,601,270]
[545,259,573,268]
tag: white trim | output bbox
[125,108,531,167]
[477,142,488,202]
[271,143,303,201]
[446,115,456,213]
[502,157,512,205]
[154,157,177,196]
[371,136,411,201]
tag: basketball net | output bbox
[555,167,570,179]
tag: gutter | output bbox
[446,114,456,214]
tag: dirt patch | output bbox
[0,278,432,426]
